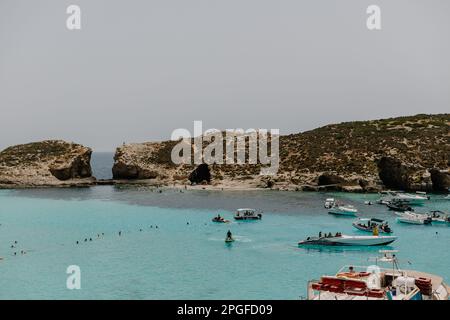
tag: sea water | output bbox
[0,186,449,300]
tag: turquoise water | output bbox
[0,187,449,299]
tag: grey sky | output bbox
[1,0,449,151]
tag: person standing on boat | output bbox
[373,225,379,236]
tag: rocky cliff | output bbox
[0,140,95,188]
[112,114,449,192]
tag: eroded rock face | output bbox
[377,157,411,190]
[49,152,92,180]
[112,143,166,180]
[188,164,211,185]
[430,169,450,192]
[0,140,94,187]
[318,173,346,186]
[109,114,449,192]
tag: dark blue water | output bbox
[91,152,114,180]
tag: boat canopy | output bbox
[355,218,388,224]
[237,208,255,213]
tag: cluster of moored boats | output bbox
[302,191,450,300]
[212,193,449,300]
[379,191,450,225]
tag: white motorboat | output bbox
[352,218,393,234]
[428,210,450,224]
[306,251,449,300]
[378,191,429,205]
[395,211,432,225]
[298,234,397,246]
[234,208,262,220]
[328,205,358,217]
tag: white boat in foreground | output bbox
[395,211,432,225]
[298,234,397,246]
[306,251,449,300]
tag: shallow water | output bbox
[0,187,449,299]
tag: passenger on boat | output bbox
[319,231,322,238]
[348,266,355,273]
[373,225,379,236]
[227,230,232,238]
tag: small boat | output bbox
[328,205,358,217]
[364,201,374,205]
[234,208,262,220]
[212,216,230,223]
[395,211,432,225]
[298,234,397,246]
[378,191,429,205]
[386,201,413,212]
[324,198,336,209]
[306,250,449,300]
[352,218,393,234]
[428,210,450,224]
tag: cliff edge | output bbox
[112,114,449,192]
[0,140,95,188]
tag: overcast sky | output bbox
[1,0,449,151]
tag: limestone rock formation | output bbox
[112,142,186,182]
[429,169,450,192]
[0,140,94,188]
[377,157,412,190]
[111,113,449,192]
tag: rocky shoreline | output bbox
[1,114,449,193]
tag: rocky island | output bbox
[1,114,448,192]
[112,114,449,193]
[0,140,95,188]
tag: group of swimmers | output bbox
[10,240,27,256]
[75,225,159,244]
